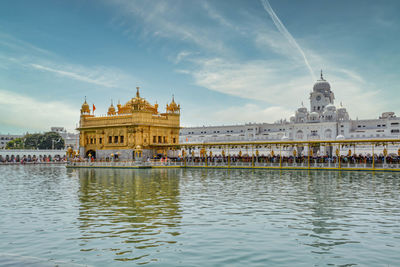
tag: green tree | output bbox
[24,133,41,149]
[6,138,24,149]
[38,132,65,149]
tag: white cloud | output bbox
[1,54,139,90]
[183,58,311,107]
[174,51,193,64]
[0,89,79,132]
[0,31,138,90]
[254,30,297,59]
[260,0,315,80]
[29,63,131,88]
[200,2,238,30]
[108,0,233,55]
[181,103,293,127]
[214,104,293,125]
[180,56,387,121]
[0,31,54,56]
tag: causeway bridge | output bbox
[68,139,400,172]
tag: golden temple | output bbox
[78,87,180,160]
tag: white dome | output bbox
[336,135,345,140]
[281,135,289,140]
[313,80,331,92]
[297,107,307,113]
[313,71,331,92]
[309,112,319,117]
[325,104,336,111]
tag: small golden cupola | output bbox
[107,100,116,116]
[80,97,90,115]
[117,100,122,114]
[166,95,180,114]
[131,87,150,111]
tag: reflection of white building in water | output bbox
[180,72,400,144]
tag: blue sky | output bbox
[0,0,399,134]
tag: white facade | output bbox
[180,72,400,144]
[0,149,66,159]
[50,127,79,149]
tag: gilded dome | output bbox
[107,102,116,116]
[166,95,180,113]
[80,98,90,114]
[117,87,158,114]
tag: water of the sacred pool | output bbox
[1,165,399,266]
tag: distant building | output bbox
[1,128,78,150]
[50,127,79,149]
[0,134,23,149]
[77,87,180,160]
[180,71,400,143]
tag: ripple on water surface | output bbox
[0,165,400,266]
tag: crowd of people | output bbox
[170,153,400,165]
[0,154,66,164]
[68,152,400,166]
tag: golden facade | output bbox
[78,87,180,159]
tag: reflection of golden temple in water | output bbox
[72,168,182,263]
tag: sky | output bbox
[0,0,399,134]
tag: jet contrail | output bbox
[260,0,315,81]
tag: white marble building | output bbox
[0,134,24,149]
[50,127,79,149]
[180,72,400,144]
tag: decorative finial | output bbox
[84,96,87,103]
[320,69,323,80]
[172,94,175,102]
[136,87,140,98]
[301,101,304,107]
[118,99,120,105]
[111,99,113,106]
[340,101,343,107]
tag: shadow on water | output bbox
[72,168,182,264]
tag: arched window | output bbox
[296,130,303,140]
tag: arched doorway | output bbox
[86,150,96,159]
